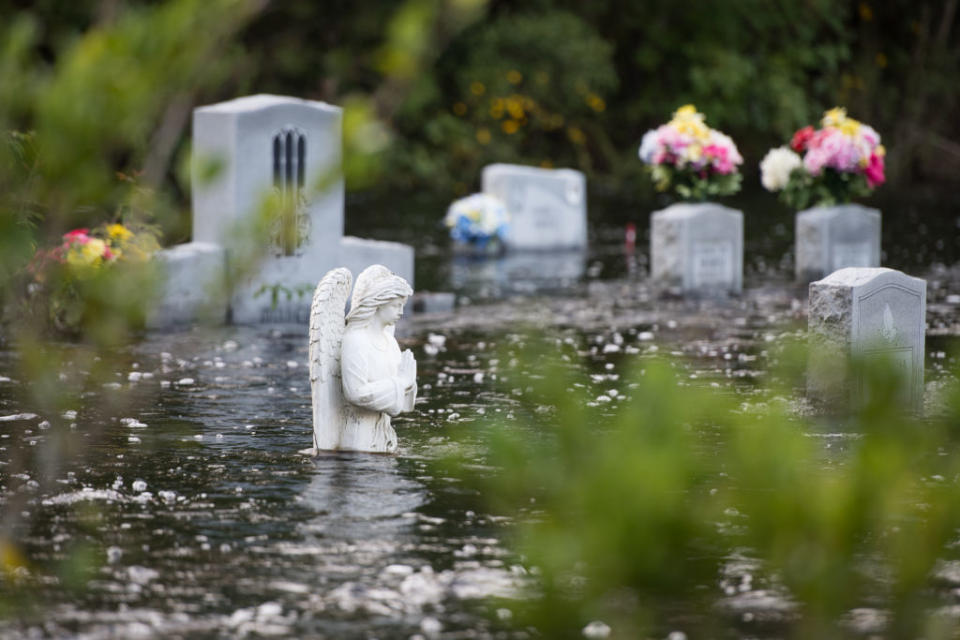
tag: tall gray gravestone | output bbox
[795,204,880,282]
[149,94,413,327]
[481,163,587,250]
[650,203,743,295]
[808,267,926,408]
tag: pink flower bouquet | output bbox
[638,105,743,201]
[760,107,886,209]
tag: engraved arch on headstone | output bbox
[271,126,310,256]
[855,283,923,347]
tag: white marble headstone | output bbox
[795,204,880,282]
[808,267,926,408]
[650,202,743,295]
[481,163,587,250]
[151,94,414,327]
[192,95,345,323]
[146,242,227,329]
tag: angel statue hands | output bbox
[303,265,417,455]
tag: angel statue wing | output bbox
[304,267,352,454]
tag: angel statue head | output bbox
[345,264,413,328]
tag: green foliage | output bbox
[452,336,960,638]
[389,10,617,192]
[648,164,743,202]
[778,166,874,210]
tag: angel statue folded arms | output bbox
[303,264,417,454]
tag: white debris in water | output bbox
[0,376,10,383]
[177,378,195,386]
[106,546,123,564]
[382,564,415,577]
[268,580,310,594]
[42,488,123,506]
[427,333,447,349]
[286,360,299,368]
[0,413,37,422]
[400,568,446,608]
[602,343,621,353]
[420,616,442,636]
[227,608,255,627]
[103,382,122,390]
[128,436,142,444]
[472,372,484,383]
[595,395,612,403]
[158,490,177,504]
[582,621,611,638]
[132,479,148,492]
[223,340,239,352]
[128,372,142,382]
[62,410,78,420]
[127,565,159,585]
[424,343,439,356]
[160,381,171,388]
[38,420,50,430]
[121,418,148,429]
[667,632,688,640]
[638,331,655,341]
[257,602,283,619]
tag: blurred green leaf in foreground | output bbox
[449,334,960,639]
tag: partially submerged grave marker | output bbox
[150,95,413,327]
[650,202,744,296]
[808,267,926,409]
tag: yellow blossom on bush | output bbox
[107,224,133,241]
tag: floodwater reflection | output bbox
[450,249,586,298]
[299,453,425,540]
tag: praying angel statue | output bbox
[302,265,417,455]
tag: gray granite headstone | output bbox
[650,202,743,295]
[795,204,880,282]
[481,163,587,250]
[808,267,926,408]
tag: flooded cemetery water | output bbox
[3,195,960,638]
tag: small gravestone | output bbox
[152,94,413,326]
[481,164,587,250]
[146,242,227,328]
[808,267,926,408]
[795,204,880,282]
[650,203,743,295]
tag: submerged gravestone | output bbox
[795,204,880,282]
[481,164,587,250]
[808,267,926,408]
[151,94,412,326]
[650,203,743,295]
[147,242,227,328]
